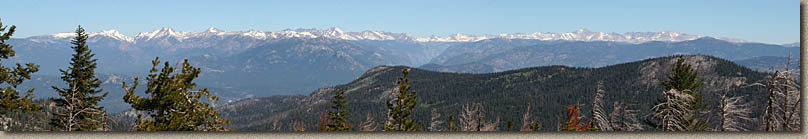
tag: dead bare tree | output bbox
[718,93,753,131]
[271,119,281,131]
[750,55,801,131]
[359,112,377,131]
[428,108,444,131]
[591,82,612,131]
[290,120,306,131]
[480,116,500,131]
[459,103,484,131]
[652,89,695,131]
[520,104,541,131]
[52,84,105,131]
[608,102,643,131]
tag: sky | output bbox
[0,0,798,44]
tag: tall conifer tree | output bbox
[324,90,353,131]
[0,19,40,114]
[657,56,708,131]
[122,57,230,131]
[50,26,108,131]
[0,19,41,131]
[383,68,420,131]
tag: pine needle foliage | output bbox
[383,68,421,131]
[50,26,108,131]
[0,19,40,115]
[122,57,230,131]
[323,90,353,131]
[657,56,708,131]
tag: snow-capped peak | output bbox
[134,27,193,41]
[412,29,747,43]
[33,27,749,44]
[205,27,224,33]
[51,32,77,38]
[46,29,134,42]
[242,30,267,39]
[89,29,134,42]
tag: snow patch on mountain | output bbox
[90,30,134,42]
[34,27,749,44]
[414,29,747,43]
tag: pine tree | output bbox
[0,19,41,131]
[657,56,708,131]
[446,114,459,131]
[323,90,353,131]
[122,57,230,131]
[383,68,420,131]
[50,26,108,131]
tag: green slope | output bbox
[217,55,771,131]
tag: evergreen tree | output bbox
[0,19,40,113]
[122,57,230,131]
[657,56,708,131]
[383,68,420,131]
[324,90,353,131]
[50,26,108,131]
[447,114,459,131]
[0,19,41,131]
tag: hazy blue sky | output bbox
[1,0,797,44]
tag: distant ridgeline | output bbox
[10,35,798,108]
[217,55,777,131]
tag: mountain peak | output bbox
[134,27,191,41]
[51,32,76,38]
[327,27,344,33]
[574,29,591,33]
[32,27,751,44]
[694,36,719,41]
[90,29,134,42]
[205,27,224,33]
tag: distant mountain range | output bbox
[5,28,798,113]
[28,27,751,43]
[425,37,799,73]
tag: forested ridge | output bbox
[217,55,789,131]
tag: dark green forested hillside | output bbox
[217,55,771,131]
